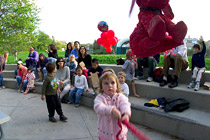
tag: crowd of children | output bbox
[0,37,207,135]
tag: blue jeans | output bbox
[0,73,3,87]
[14,70,18,77]
[16,76,28,91]
[69,87,84,104]
[34,67,47,79]
[25,59,37,68]
[48,57,57,63]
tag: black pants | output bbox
[46,95,63,117]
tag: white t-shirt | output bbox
[172,44,188,62]
[74,75,88,90]
[120,83,129,97]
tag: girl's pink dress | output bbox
[26,73,35,89]
[94,93,131,140]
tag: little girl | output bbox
[24,67,35,94]
[67,55,77,85]
[94,72,131,140]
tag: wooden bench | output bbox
[0,111,10,139]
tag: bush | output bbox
[5,51,210,70]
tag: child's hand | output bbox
[37,68,40,72]
[58,88,61,94]
[41,95,45,100]
[96,72,99,75]
[200,36,203,41]
[90,72,92,75]
[111,107,121,120]
[121,114,129,123]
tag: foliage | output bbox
[0,0,40,56]
[34,30,52,51]
[6,51,210,70]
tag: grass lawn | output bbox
[6,51,210,70]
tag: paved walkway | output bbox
[0,88,181,140]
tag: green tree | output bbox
[0,0,39,59]
[34,30,52,51]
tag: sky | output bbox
[35,0,210,44]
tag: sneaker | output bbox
[136,75,144,80]
[146,77,153,82]
[17,89,21,93]
[49,117,57,123]
[194,82,200,91]
[159,80,167,87]
[60,115,68,122]
[1,86,5,89]
[68,101,73,104]
[20,90,24,93]
[75,104,80,107]
[188,80,195,88]
[35,79,42,82]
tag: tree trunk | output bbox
[14,50,17,61]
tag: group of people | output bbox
[0,36,206,140]
[132,36,206,92]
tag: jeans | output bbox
[34,67,47,79]
[48,57,57,63]
[136,57,157,77]
[14,70,18,77]
[58,84,71,99]
[69,87,84,104]
[25,59,37,68]
[16,76,28,91]
[0,73,3,87]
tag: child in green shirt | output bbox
[41,62,68,123]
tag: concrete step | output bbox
[100,64,210,85]
[4,70,210,112]
[129,97,210,140]
[3,70,15,78]
[133,80,210,112]
[4,64,210,85]
[3,78,210,140]
[5,64,17,71]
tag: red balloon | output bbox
[97,38,103,45]
[102,41,111,48]
[106,47,112,53]
[101,32,108,39]
[114,37,118,42]
[107,30,115,38]
[109,37,118,45]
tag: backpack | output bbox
[164,98,190,112]
[117,58,125,65]
[153,67,163,83]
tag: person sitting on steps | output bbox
[160,44,189,88]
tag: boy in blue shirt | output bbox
[188,36,206,91]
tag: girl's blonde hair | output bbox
[98,72,122,93]
[102,68,116,75]
[117,71,126,79]
[4,51,9,63]
[69,54,77,64]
